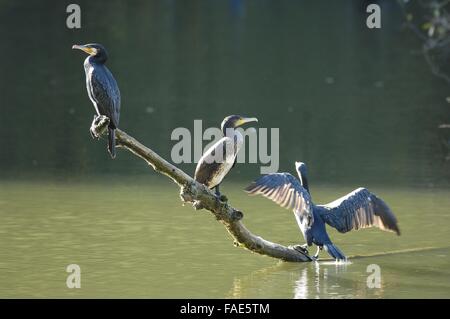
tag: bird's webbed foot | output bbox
[214,185,228,202]
[312,246,322,261]
[214,193,228,205]
[291,244,309,255]
[90,115,102,139]
[192,200,204,210]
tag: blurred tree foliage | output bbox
[399,0,450,83]
[399,0,450,160]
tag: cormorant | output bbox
[72,43,121,158]
[246,161,400,261]
[194,115,258,197]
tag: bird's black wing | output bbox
[245,173,313,225]
[194,137,235,188]
[194,160,222,187]
[318,188,400,235]
[89,66,121,128]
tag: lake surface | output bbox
[0,178,448,298]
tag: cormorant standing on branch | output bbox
[72,43,121,158]
[246,161,400,261]
[194,115,258,197]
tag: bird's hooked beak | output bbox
[235,117,258,127]
[72,44,97,55]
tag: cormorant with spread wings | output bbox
[245,162,400,261]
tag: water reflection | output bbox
[0,180,449,297]
[293,262,353,299]
[227,260,357,299]
[293,268,308,299]
[228,246,450,298]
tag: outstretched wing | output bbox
[318,188,400,235]
[245,173,313,225]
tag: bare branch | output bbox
[423,44,450,84]
[91,116,312,262]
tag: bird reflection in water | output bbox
[227,259,388,299]
[293,262,349,299]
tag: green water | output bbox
[0,178,449,298]
[0,0,449,298]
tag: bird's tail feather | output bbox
[108,127,116,159]
[324,243,346,261]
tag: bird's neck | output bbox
[222,125,231,136]
[301,177,310,193]
[234,130,244,151]
[222,125,240,137]
[297,170,310,193]
[87,55,106,65]
[223,127,243,153]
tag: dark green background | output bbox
[1,0,450,299]
[0,0,448,187]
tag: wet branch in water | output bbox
[90,115,312,262]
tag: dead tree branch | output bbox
[91,115,312,262]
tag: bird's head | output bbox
[295,161,310,192]
[221,115,258,135]
[72,43,108,62]
[295,161,306,171]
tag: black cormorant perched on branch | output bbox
[195,115,258,197]
[246,161,400,261]
[72,43,121,158]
